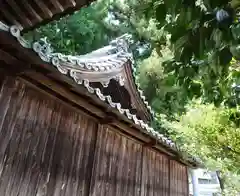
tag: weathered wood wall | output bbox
[141,148,169,196]
[170,160,189,196]
[0,76,189,196]
[89,126,142,196]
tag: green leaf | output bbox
[189,80,202,97]
[219,47,233,65]
[155,3,166,23]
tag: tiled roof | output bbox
[0,21,199,165]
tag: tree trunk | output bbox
[216,170,225,192]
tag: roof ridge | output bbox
[129,56,155,116]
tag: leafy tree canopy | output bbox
[24,1,116,54]
[161,102,240,193]
[108,0,240,106]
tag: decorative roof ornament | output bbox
[31,34,136,87]
[33,37,54,63]
[109,34,134,54]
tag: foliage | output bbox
[156,0,239,106]
[110,0,240,106]
[160,102,240,192]
[170,103,240,171]
[137,47,189,119]
[24,0,156,59]
[221,173,240,195]
[24,1,117,55]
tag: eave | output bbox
[0,0,95,32]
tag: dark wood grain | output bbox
[169,160,189,196]
[0,77,98,196]
[141,148,169,196]
[89,126,143,196]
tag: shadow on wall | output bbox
[0,78,98,196]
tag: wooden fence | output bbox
[0,76,189,196]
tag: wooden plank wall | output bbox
[89,126,142,196]
[0,75,189,196]
[0,76,98,196]
[170,160,189,196]
[141,148,169,196]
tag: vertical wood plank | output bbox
[170,160,189,196]
[0,77,26,196]
[89,126,142,196]
[141,148,169,196]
